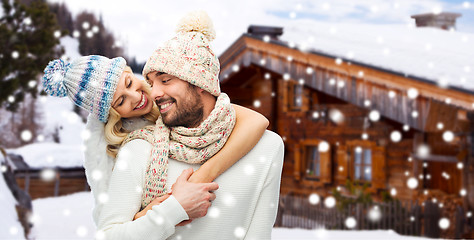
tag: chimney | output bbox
[411,12,461,30]
[247,25,283,40]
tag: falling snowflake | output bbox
[244,164,255,175]
[296,118,301,124]
[253,100,261,108]
[390,188,397,196]
[86,31,93,38]
[442,131,454,142]
[9,226,19,236]
[63,208,71,216]
[306,67,313,74]
[309,193,320,205]
[463,1,471,8]
[21,130,33,142]
[95,231,105,240]
[411,111,419,118]
[222,193,236,207]
[407,177,418,189]
[260,59,266,65]
[1,164,7,173]
[318,141,330,152]
[324,196,336,208]
[82,22,90,29]
[40,168,55,181]
[91,169,103,181]
[388,90,396,98]
[345,216,357,229]
[438,218,449,230]
[283,73,290,81]
[208,207,220,218]
[73,30,80,38]
[361,133,368,140]
[263,35,270,42]
[153,215,164,225]
[460,189,467,196]
[407,88,419,99]
[358,71,364,77]
[98,193,109,203]
[417,144,430,158]
[368,206,382,222]
[92,25,99,33]
[390,130,402,142]
[437,122,444,130]
[329,78,336,85]
[329,109,344,124]
[432,6,443,14]
[403,125,410,131]
[368,110,380,122]
[338,166,344,172]
[287,56,293,62]
[234,227,245,239]
[312,111,319,119]
[54,30,61,38]
[457,162,464,169]
[335,58,342,65]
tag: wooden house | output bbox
[5,153,89,199]
[218,23,474,236]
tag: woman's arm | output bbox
[188,104,269,183]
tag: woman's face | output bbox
[111,70,154,118]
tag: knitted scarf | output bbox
[122,93,236,209]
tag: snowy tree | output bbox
[0,0,63,111]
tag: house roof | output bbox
[278,19,474,94]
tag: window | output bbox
[305,146,320,179]
[353,147,372,181]
[294,139,332,184]
[293,84,303,108]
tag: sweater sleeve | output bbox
[96,139,189,240]
[245,132,284,239]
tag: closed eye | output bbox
[127,77,132,88]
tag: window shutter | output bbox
[320,148,332,183]
[294,143,302,180]
[371,146,386,189]
[336,145,348,185]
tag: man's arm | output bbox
[189,104,269,183]
[97,139,217,240]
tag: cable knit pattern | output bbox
[122,93,236,209]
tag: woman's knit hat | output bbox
[142,11,221,96]
[42,55,126,123]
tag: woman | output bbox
[42,54,268,229]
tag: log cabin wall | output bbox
[220,35,473,210]
[14,168,89,199]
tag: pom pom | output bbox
[42,59,70,97]
[176,10,216,41]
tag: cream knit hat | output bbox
[143,11,220,96]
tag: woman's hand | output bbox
[133,193,171,220]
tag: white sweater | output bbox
[96,130,284,240]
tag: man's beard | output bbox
[159,85,204,128]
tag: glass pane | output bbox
[294,85,303,107]
[364,149,372,165]
[364,167,372,181]
[306,147,320,177]
[355,166,361,180]
[315,161,320,177]
[354,150,362,164]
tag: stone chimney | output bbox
[247,25,283,40]
[411,12,461,30]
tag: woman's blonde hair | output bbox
[103,66,160,157]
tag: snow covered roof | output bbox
[279,19,474,93]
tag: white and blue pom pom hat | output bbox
[42,55,126,123]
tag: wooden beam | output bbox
[411,153,458,163]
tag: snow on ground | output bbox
[27,191,431,240]
[29,192,95,240]
[0,156,25,240]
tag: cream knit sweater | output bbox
[96,130,284,240]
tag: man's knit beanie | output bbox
[142,11,220,96]
[42,55,126,123]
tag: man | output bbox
[97,11,284,239]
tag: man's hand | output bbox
[172,168,218,219]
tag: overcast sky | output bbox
[48,0,474,62]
